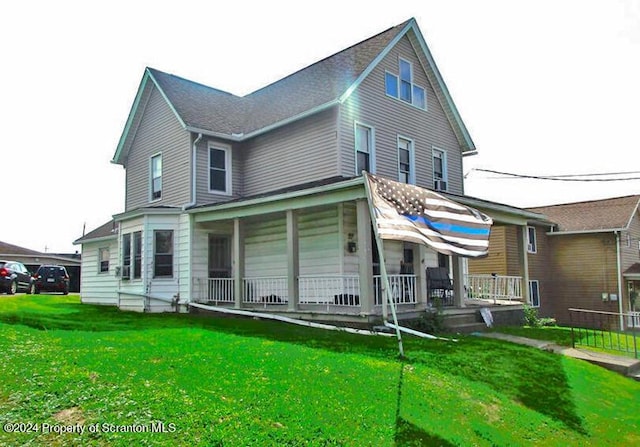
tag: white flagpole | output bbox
[363,173,404,357]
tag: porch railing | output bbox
[465,274,523,303]
[243,277,288,306]
[206,278,235,304]
[299,275,361,306]
[373,274,417,306]
[628,311,640,329]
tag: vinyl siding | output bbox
[343,202,359,276]
[468,226,509,275]
[527,225,552,316]
[125,85,191,210]
[79,239,119,305]
[548,233,620,326]
[244,214,287,278]
[241,108,339,197]
[621,211,640,270]
[298,206,341,276]
[339,34,463,194]
[195,137,243,205]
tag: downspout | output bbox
[615,231,624,329]
[183,133,202,210]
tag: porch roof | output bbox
[624,263,640,280]
[188,175,543,226]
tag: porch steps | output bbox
[442,310,489,334]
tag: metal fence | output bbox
[568,308,639,359]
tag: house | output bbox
[469,195,640,330]
[74,18,541,324]
[0,240,82,292]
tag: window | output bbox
[122,233,131,279]
[208,145,232,194]
[133,231,142,279]
[98,248,109,273]
[355,123,374,174]
[151,154,162,201]
[385,72,398,97]
[154,230,173,278]
[529,280,540,308]
[432,148,447,191]
[527,227,537,253]
[385,58,427,110]
[397,137,414,184]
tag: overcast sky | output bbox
[2,0,639,253]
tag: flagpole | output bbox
[363,173,404,357]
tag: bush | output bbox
[523,304,556,328]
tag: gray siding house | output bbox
[75,18,539,322]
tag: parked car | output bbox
[0,260,35,294]
[34,265,70,295]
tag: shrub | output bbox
[523,304,556,328]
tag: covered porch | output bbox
[187,177,533,323]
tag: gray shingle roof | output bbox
[73,220,118,244]
[146,19,411,137]
[528,195,640,233]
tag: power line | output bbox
[469,168,640,182]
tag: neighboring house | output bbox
[74,18,540,323]
[470,195,640,330]
[0,241,82,292]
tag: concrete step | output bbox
[445,322,489,334]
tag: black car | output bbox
[34,265,70,295]
[0,260,36,295]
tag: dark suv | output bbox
[34,265,70,295]
[0,260,36,295]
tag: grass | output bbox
[0,295,639,446]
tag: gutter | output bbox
[545,228,624,236]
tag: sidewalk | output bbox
[476,332,640,380]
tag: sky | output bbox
[2,0,639,253]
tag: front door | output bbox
[208,235,231,278]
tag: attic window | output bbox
[385,58,427,110]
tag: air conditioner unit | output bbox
[434,180,447,191]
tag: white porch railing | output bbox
[243,277,288,306]
[465,274,523,303]
[299,275,361,306]
[204,278,235,304]
[373,274,417,306]
[628,311,640,329]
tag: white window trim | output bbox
[432,147,448,191]
[397,135,415,185]
[527,226,537,254]
[529,280,541,308]
[98,247,109,274]
[383,58,428,111]
[149,152,162,203]
[153,229,174,279]
[354,121,376,175]
[207,143,232,195]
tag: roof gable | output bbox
[528,195,640,233]
[113,18,475,164]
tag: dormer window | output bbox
[385,58,427,110]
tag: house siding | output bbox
[79,239,119,306]
[125,86,191,211]
[241,108,339,197]
[468,226,509,276]
[195,137,243,205]
[548,233,620,326]
[339,34,463,194]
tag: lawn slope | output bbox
[0,295,638,446]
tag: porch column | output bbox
[233,218,244,309]
[356,199,374,313]
[452,255,466,308]
[416,245,428,306]
[286,209,299,311]
[518,225,531,304]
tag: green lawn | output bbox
[1,295,639,446]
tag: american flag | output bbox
[365,173,493,258]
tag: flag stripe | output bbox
[365,173,493,258]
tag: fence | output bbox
[569,308,638,359]
[373,274,417,306]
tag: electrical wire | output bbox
[469,168,640,182]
